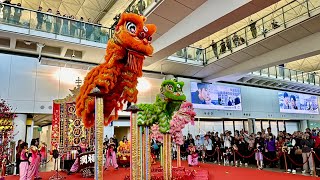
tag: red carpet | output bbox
[6,161,319,180]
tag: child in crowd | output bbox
[187,143,198,166]
[255,134,264,170]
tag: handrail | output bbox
[0,2,110,28]
[0,2,114,44]
[202,0,311,61]
[172,0,320,65]
[253,66,320,86]
[202,0,301,51]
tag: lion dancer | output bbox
[104,139,118,170]
[187,143,198,166]
[28,139,42,180]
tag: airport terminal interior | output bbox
[0,0,320,179]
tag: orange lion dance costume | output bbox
[76,13,156,128]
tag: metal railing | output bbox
[111,0,162,28]
[252,66,320,86]
[0,2,113,44]
[127,0,161,15]
[0,0,162,45]
[170,46,206,65]
[172,0,320,65]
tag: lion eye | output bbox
[166,84,173,91]
[126,22,136,34]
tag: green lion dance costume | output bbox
[137,79,186,133]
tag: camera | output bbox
[71,54,75,58]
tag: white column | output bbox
[248,118,256,134]
[25,120,34,145]
[104,125,114,140]
[13,114,27,143]
[300,120,308,131]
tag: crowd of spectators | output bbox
[175,127,320,176]
[0,0,109,42]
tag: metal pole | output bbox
[284,151,288,173]
[312,151,316,177]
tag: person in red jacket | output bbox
[312,132,320,168]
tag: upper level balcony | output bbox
[169,0,320,67]
[0,2,114,48]
[232,66,320,95]
[0,0,163,64]
[252,66,320,86]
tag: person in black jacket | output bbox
[236,135,248,166]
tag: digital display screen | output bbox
[278,91,319,114]
[190,82,242,111]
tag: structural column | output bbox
[248,118,256,134]
[300,120,308,131]
[13,114,27,142]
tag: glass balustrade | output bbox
[0,3,113,44]
[172,46,205,64]
[128,0,162,15]
[173,0,320,65]
[254,66,320,86]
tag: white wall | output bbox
[39,125,52,149]
[178,77,320,121]
[0,54,163,114]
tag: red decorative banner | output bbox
[51,102,60,149]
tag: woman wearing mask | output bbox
[300,133,314,175]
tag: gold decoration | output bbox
[168,134,172,179]
[177,145,181,167]
[130,113,139,179]
[137,126,141,180]
[147,127,151,180]
[95,96,104,180]
[54,86,80,104]
[163,134,167,180]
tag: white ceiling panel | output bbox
[152,0,193,24]
[174,0,207,10]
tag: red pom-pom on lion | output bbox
[76,13,157,128]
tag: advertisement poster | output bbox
[278,91,319,114]
[190,82,242,110]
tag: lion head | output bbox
[113,13,157,57]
